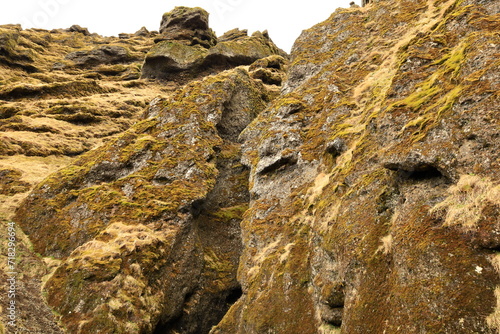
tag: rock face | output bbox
[211,0,500,333]
[141,7,285,81]
[15,66,278,333]
[158,6,217,48]
[65,45,136,67]
[3,1,500,333]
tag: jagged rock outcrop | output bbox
[248,55,288,86]
[157,7,217,48]
[2,0,500,333]
[212,0,500,333]
[14,64,280,333]
[66,25,91,36]
[141,7,286,81]
[135,26,151,37]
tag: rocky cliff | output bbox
[1,1,499,333]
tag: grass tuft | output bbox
[431,175,500,229]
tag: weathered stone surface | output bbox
[218,28,248,42]
[65,45,135,67]
[142,8,285,81]
[15,67,275,333]
[66,25,90,36]
[141,41,208,79]
[212,0,500,333]
[157,7,217,48]
[160,6,210,33]
[204,31,285,68]
[249,55,287,85]
[135,26,150,37]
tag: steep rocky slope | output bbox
[0,22,166,334]
[212,0,500,332]
[0,7,285,333]
[2,0,500,333]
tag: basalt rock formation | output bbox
[141,7,286,81]
[2,1,500,333]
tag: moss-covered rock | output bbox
[4,1,500,333]
[141,41,209,79]
[142,7,285,81]
[15,67,276,333]
[212,0,500,333]
[157,7,217,48]
[0,25,38,72]
[0,169,31,195]
[65,45,136,67]
[204,31,286,68]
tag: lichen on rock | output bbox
[212,0,500,333]
[15,65,278,333]
[2,1,500,333]
[141,7,286,81]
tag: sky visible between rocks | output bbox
[0,0,360,52]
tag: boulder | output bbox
[160,6,210,32]
[66,24,90,36]
[157,6,217,48]
[204,31,284,67]
[134,26,150,37]
[141,41,208,79]
[65,45,134,67]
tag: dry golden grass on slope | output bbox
[0,155,74,220]
[488,255,500,331]
[431,175,500,229]
[0,25,179,221]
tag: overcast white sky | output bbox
[0,0,360,52]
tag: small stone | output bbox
[326,138,347,156]
[134,26,150,37]
[67,24,90,36]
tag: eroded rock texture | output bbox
[141,7,286,81]
[15,66,279,333]
[4,0,500,333]
[212,0,500,333]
